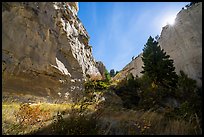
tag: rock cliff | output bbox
[2,2,101,102]
[114,2,202,87]
[158,2,202,86]
[95,61,107,80]
[112,53,143,82]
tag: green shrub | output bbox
[138,87,157,110]
[84,80,110,92]
[114,73,140,109]
[160,71,202,131]
[105,69,111,82]
[174,71,201,120]
[175,70,197,101]
[137,74,165,110]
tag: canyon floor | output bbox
[2,86,202,135]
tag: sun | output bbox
[162,14,177,26]
[166,15,176,25]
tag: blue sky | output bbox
[78,2,190,72]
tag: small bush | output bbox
[51,111,99,135]
[50,94,103,135]
[15,103,51,127]
[173,71,202,122]
[114,73,140,109]
[84,80,110,92]
[105,69,111,82]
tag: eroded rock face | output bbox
[2,2,101,102]
[114,2,202,87]
[96,61,107,80]
[158,2,202,86]
[112,53,143,82]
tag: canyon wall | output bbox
[95,61,107,80]
[114,2,202,87]
[112,53,143,82]
[2,2,101,102]
[158,2,202,86]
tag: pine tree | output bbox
[141,36,178,89]
[104,69,111,82]
[110,69,115,77]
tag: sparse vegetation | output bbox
[12,70,200,135]
[104,69,111,82]
[15,103,51,127]
[114,73,140,109]
[50,103,100,135]
[3,73,202,135]
[84,80,110,92]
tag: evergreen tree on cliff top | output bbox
[141,36,178,89]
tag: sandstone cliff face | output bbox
[112,53,143,82]
[158,2,202,86]
[2,2,101,102]
[95,61,107,80]
[114,2,202,87]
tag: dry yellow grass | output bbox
[2,102,96,135]
[2,101,201,135]
[2,102,20,122]
[97,108,200,135]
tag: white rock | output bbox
[51,57,71,77]
[58,92,62,97]
[59,79,65,83]
[71,79,75,82]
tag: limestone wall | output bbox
[2,2,101,102]
[158,2,202,86]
